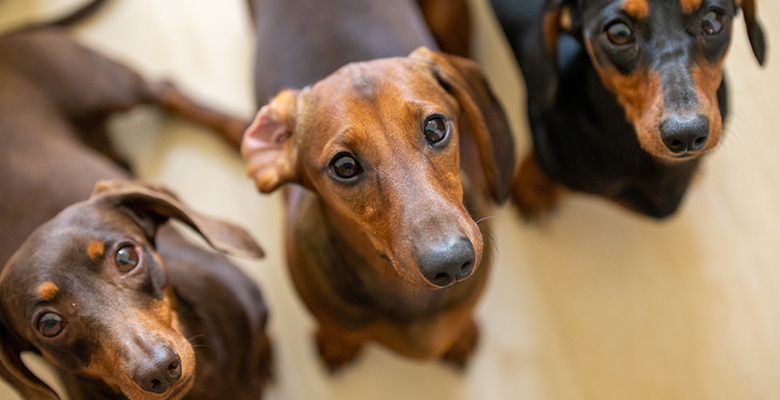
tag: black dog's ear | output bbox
[409,47,516,204]
[0,319,60,400]
[740,0,767,66]
[91,180,265,259]
[522,0,575,109]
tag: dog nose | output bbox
[659,114,709,154]
[132,345,182,394]
[417,236,476,287]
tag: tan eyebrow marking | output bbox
[622,0,649,19]
[37,282,58,301]
[680,0,703,14]
[87,240,105,260]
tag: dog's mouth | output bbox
[160,373,195,400]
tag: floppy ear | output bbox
[91,180,264,259]
[0,319,60,400]
[241,90,300,193]
[522,0,574,109]
[739,0,767,66]
[409,47,516,204]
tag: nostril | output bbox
[432,272,454,286]
[417,236,475,287]
[168,361,180,377]
[132,345,181,394]
[660,115,710,154]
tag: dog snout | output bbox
[417,236,476,287]
[132,344,182,394]
[659,114,709,155]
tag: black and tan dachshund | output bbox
[491,0,766,218]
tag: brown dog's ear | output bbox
[241,90,300,194]
[0,321,60,400]
[523,0,574,109]
[91,180,264,259]
[409,47,515,203]
[739,0,767,66]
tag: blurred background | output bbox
[0,0,779,399]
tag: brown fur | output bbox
[511,154,566,220]
[243,47,513,370]
[416,0,472,58]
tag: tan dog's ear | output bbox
[409,47,516,204]
[0,320,60,400]
[241,90,300,193]
[91,180,264,259]
[739,0,767,66]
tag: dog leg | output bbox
[417,0,471,58]
[441,319,479,369]
[511,153,565,220]
[145,81,248,149]
[315,327,364,373]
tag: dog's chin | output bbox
[121,372,195,400]
[161,373,195,400]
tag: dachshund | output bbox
[243,0,514,371]
[491,0,766,218]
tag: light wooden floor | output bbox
[1,1,778,399]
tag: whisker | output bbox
[475,216,497,225]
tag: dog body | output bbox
[245,0,514,370]
[492,0,765,218]
[0,13,270,400]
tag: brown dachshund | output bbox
[0,3,271,399]
[0,182,270,400]
[244,0,514,372]
[492,0,766,218]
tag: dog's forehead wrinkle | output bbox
[347,63,379,99]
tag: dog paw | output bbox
[315,329,363,373]
[511,154,563,221]
[441,320,479,369]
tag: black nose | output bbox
[659,115,709,154]
[132,345,182,394]
[417,236,476,287]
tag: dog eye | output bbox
[424,115,449,145]
[701,11,724,35]
[115,245,140,273]
[329,153,363,180]
[37,312,64,337]
[605,22,634,45]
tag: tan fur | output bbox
[71,290,195,400]
[584,38,669,158]
[87,240,105,260]
[680,0,703,14]
[622,0,650,19]
[36,282,58,301]
[543,8,564,57]
[511,153,566,220]
[691,63,725,152]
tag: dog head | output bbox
[242,47,514,289]
[532,0,765,160]
[0,181,263,400]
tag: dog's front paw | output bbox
[511,153,564,221]
[441,319,479,369]
[315,328,364,373]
